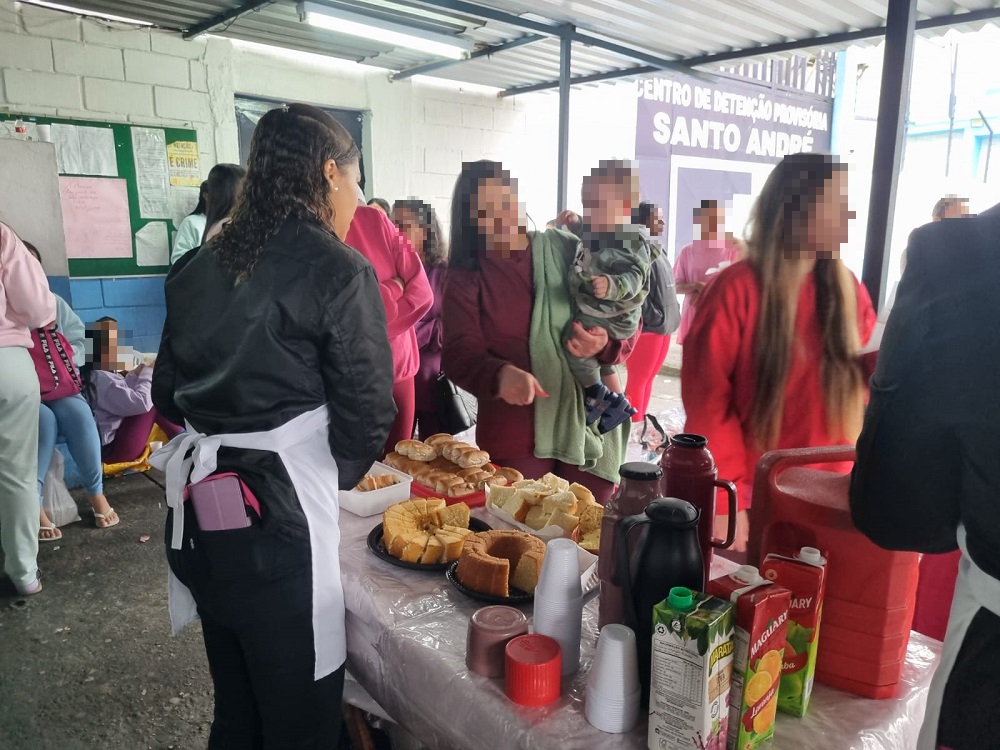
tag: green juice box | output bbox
[648,588,734,750]
[761,547,828,717]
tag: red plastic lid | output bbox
[505,634,562,707]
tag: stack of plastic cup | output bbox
[533,537,584,676]
[585,624,641,734]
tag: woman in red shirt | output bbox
[346,205,433,451]
[442,161,635,502]
[682,153,876,549]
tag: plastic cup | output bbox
[537,537,583,600]
[586,624,641,733]
[533,589,583,675]
[505,634,562,707]
[588,624,640,700]
[466,605,528,678]
[585,686,641,733]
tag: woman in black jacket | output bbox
[151,103,395,748]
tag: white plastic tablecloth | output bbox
[339,508,942,750]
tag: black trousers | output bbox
[201,609,345,750]
[166,474,345,750]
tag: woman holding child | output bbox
[442,160,639,502]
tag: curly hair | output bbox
[210,103,360,281]
[393,198,448,267]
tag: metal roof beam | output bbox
[183,0,276,39]
[499,6,1000,97]
[389,33,544,80]
[408,0,695,76]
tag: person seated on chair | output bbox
[21,242,118,539]
[82,317,182,465]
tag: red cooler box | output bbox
[748,447,920,699]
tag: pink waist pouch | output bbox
[183,472,262,531]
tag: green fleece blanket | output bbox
[529,228,628,485]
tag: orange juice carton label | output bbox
[708,566,792,750]
[761,547,827,717]
[648,588,734,750]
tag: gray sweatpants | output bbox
[0,346,41,588]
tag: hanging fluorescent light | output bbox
[297,2,474,60]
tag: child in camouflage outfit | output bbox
[566,161,656,434]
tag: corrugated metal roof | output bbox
[23,0,1000,91]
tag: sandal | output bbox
[38,525,63,543]
[584,383,612,426]
[598,392,638,435]
[93,509,120,529]
[16,577,43,596]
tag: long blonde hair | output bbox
[746,153,864,450]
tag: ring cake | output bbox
[456,530,547,598]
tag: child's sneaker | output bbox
[584,383,612,425]
[598,392,638,434]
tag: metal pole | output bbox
[557,29,572,213]
[979,111,994,183]
[945,44,958,176]
[862,0,917,312]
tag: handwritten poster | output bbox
[58,177,133,259]
[166,141,201,186]
[130,126,171,219]
[135,221,169,267]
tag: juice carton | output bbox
[761,547,827,717]
[708,566,791,750]
[648,587,734,750]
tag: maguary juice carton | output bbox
[708,565,792,750]
[760,546,827,717]
[648,587,734,750]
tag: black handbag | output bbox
[436,372,478,434]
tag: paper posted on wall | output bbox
[131,127,171,219]
[59,177,133,259]
[135,222,170,267]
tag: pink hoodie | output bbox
[345,206,433,382]
[0,222,56,349]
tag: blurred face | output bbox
[648,207,665,236]
[938,200,969,220]
[472,177,523,256]
[394,207,427,261]
[91,321,121,370]
[695,205,724,239]
[326,157,362,239]
[801,169,854,259]
[583,181,633,232]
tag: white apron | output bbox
[150,406,346,680]
[918,525,1000,749]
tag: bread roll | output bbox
[424,433,455,448]
[397,439,438,461]
[455,447,490,469]
[448,483,477,498]
[383,452,406,470]
[495,467,524,484]
[441,441,469,462]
